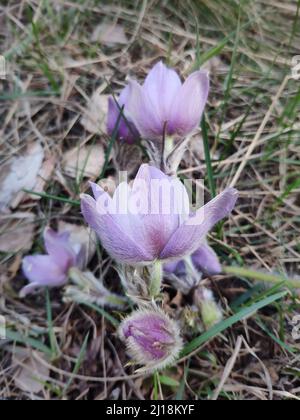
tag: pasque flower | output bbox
[118,306,182,371]
[21,228,84,297]
[107,85,140,144]
[126,61,209,140]
[164,241,222,277]
[81,164,238,265]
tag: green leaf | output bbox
[5,329,52,357]
[159,375,180,387]
[224,266,300,289]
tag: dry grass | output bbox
[0,0,300,400]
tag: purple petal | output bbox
[126,80,164,140]
[131,165,189,255]
[164,243,221,276]
[44,228,76,271]
[164,260,185,275]
[21,255,67,296]
[160,188,238,260]
[192,243,222,275]
[89,181,109,201]
[81,193,155,264]
[143,61,182,126]
[107,86,139,144]
[107,96,119,136]
[169,70,209,136]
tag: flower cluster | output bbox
[21,61,238,373]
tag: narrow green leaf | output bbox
[158,375,180,387]
[181,291,287,356]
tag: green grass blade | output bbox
[224,266,300,289]
[181,291,287,356]
[201,115,216,198]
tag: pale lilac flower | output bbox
[126,61,209,140]
[107,85,139,144]
[118,306,182,371]
[21,228,84,297]
[164,242,222,277]
[81,164,238,265]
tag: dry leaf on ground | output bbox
[62,144,105,179]
[91,23,128,45]
[12,349,50,394]
[0,212,35,253]
[29,156,55,201]
[0,143,44,211]
[81,90,109,134]
[98,176,117,196]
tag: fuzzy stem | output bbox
[149,261,163,298]
[165,136,175,157]
[224,266,300,289]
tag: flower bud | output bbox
[194,287,223,330]
[118,307,183,372]
[64,268,126,308]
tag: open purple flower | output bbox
[107,85,140,144]
[119,307,182,371]
[81,164,238,265]
[164,242,222,277]
[21,228,84,297]
[126,61,209,140]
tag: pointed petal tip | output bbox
[225,187,239,200]
[80,192,93,201]
[19,283,39,298]
[87,181,106,200]
[43,225,54,239]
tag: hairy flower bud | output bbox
[194,287,223,330]
[118,307,183,372]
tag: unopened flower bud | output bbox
[118,307,183,372]
[194,287,223,330]
[64,268,126,308]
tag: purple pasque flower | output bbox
[126,61,209,140]
[164,241,222,277]
[81,164,238,265]
[107,85,140,144]
[21,228,84,297]
[118,306,182,371]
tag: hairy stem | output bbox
[149,261,163,298]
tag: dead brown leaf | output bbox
[98,176,117,196]
[81,89,109,134]
[0,143,44,211]
[12,349,50,394]
[91,23,128,46]
[29,156,55,201]
[62,144,105,179]
[0,212,35,253]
